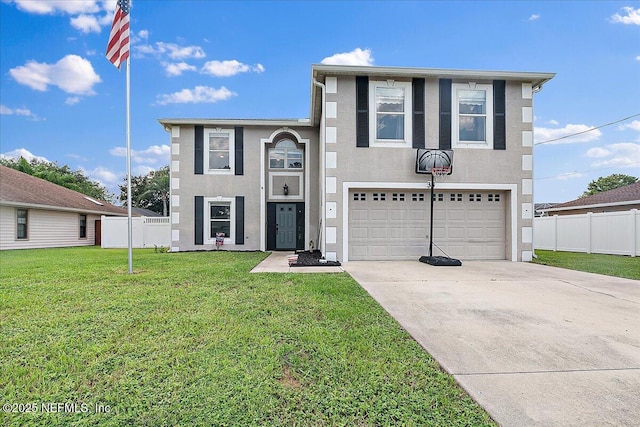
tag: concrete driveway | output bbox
[342,260,640,427]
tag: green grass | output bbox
[533,250,640,280]
[0,247,495,426]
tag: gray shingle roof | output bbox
[0,165,127,216]
[550,181,640,209]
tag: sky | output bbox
[1,0,639,204]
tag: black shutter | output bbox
[296,203,305,251]
[412,78,425,149]
[356,76,369,147]
[439,79,452,150]
[266,203,276,250]
[194,125,204,174]
[235,196,244,245]
[234,126,244,175]
[194,196,203,245]
[493,80,506,150]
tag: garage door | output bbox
[348,190,506,261]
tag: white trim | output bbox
[172,229,179,241]
[260,128,310,251]
[522,155,533,171]
[326,152,337,169]
[204,127,235,175]
[171,143,180,155]
[452,82,494,149]
[171,177,179,190]
[326,126,337,143]
[522,226,533,244]
[342,182,519,262]
[522,178,533,195]
[171,194,180,207]
[171,212,179,224]
[326,177,337,194]
[522,106,533,123]
[326,102,337,119]
[368,80,412,148]
[204,197,234,245]
[326,226,337,244]
[325,77,337,94]
[326,201,337,219]
[171,126,180,138]
[269,172,304,200]
[171,160,179,172]
[522,83,533,99]
[522,131,533,147]
[522,203,533,219]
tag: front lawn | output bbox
[1,247,494,426]
[533,250,640,280]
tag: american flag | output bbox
[106,0,130,69]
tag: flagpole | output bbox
[126,56,133,274]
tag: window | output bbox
[205,128,234,173]
[269,139,303,169]
[16,209,28,239]
[79,215,87,238]
[205,197,234,244]
[353,193,366,201]
[452,83,493,148]
[369,80,412,146]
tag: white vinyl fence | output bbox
[534,210,639,256]
[101,216,170,249]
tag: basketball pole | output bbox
[429,172,435,257]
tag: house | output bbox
[541,181,640,216]
[0,165,127,250]
[159,64,554,262]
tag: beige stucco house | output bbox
[159,64,554,262]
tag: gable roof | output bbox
[545,181,640,212]
[0,165,126,216]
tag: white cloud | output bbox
[12,0,103,15]
[9,55,101,95]
[70,14,101,33]
[132,165,156,176]
[109,145,170,166]
[134,42,206,59]
[636,55,640,61]
[611,6,640,25]
[201,60,265,77]
[163,62,197,77]
[618,120,640,132]
[588,143,640,168]
[585,147,611,158]
[546,119,559,125]
[85,166,119,184]
[555,172,585,180]
[65,97,81,105]
[86,49,97,56]
[155,86,236,105]
[138,29,149,40]
[534,123,602,144]
[528,14,540,21]
[0,104,42,120]
[1,148,49,163]
[321,48,374,66]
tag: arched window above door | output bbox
[269,138,303,169]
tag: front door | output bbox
[276,204,296,249]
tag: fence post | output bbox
[587,212,592,254]
[632,209,637,258]
[553,215,558,252]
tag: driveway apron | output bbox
[343,261,640,427]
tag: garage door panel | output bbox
[349,190,506,261]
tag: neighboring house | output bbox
[0,165,126,250]
[131,207,163,217]
[535,202,558,217]
[542,181,640,216]
[159,64,554,262]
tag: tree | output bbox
[581,174,638,197]
[0,157,114,202]
[119,166,169,216]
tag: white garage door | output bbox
[349,190,506,261]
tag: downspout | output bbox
[313,79,326,257]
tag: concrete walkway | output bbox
[250,251,344,273]
[342,260,640,427]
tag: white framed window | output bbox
[452,83,493,149]
[16,208,28,240]
[269,139,303,169]
[204,197,235,244]
[369,80,412,147]
[205,128,234,173]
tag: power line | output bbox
[534,113,640,145]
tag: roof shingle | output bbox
[550,181,640,209]
[0,165,127,215]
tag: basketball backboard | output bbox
[415,149,453,175]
